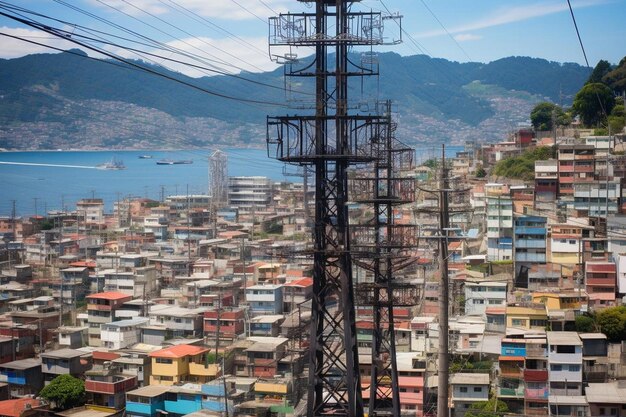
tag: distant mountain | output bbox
[0,50,589,150]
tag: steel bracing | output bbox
[266,1,405,416]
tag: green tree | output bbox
[596,306,626,342]
[602,56,626,92]
[474,165,487,178]
[530,102,571,131]
[465,398,509,417]
[572,83,616,126]
[587,59,612,84]
[39,374,85,410]
[575,315,596,333]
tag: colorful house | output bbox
[149,344,219,386]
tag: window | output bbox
[569,365,580,372]
[473,387,482,392]
[459,387,468,393]
[155,358,173,364]
[550,364,562,371]
[512,319,527,326]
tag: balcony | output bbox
[525,387,549,400]
[515,239,546,248]
[189,362,219,377]
[515,226,546,235]
[515,253,547,263]
[87,303,112,311]
[85,375,137,394]
[498,386,524,398]
[524,369,548,382]
[586,277,615,287]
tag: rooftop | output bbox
[126,385,170,398]
[585,382,626,404]
[450,373,489,386]
[86,291,131,301]
[149,344,209,359]
[41,348,87,359]
[547,331,582,346]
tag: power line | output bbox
[0,10,289,108]
[418,0,472,62]
[228,0,267,23]
[158,0,268,57]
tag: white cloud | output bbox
[415,0,610,38]
[0,27,78,59]
[89,0,292,21]
[453,33,482,42]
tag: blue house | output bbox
[514,215,547,265]
[164,384,203,416]
[0,358,43,398]
[126,385,169,417]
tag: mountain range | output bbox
[0,50,590,150]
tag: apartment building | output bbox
[535,159,559,202]
[547,332,583,396]
[486,191,513,261]
[100,317,149,350]
[86,291,133,347]
[245,284,283,316]
[228,176,273,209]
[557,144,595,199]
[464,281,507,317]
[585,261,618,308]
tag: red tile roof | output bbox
[284,277,313,287]
[86,291,132,301]
[0,399,41,417]
[149,344,209,359]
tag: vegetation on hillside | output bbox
[568,57,626,128]
[574,306,626,342]
[492,146,555,180]
[465,398,510,417]
[530,102,571,131]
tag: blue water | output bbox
[0,149,284,216]
[0,146,463,216]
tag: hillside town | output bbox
[0,126,624,417]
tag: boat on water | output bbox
[156,159,193,165]
[138,155,153,159]
[96,157,126,170]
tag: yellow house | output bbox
[506,305,548,330]
[149,344,219,386]
[532,291,586,311]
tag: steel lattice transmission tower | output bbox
[267,1,402,416]
[208,150,228,209]
[350,101,419,417]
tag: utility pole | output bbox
[437,145,451,417]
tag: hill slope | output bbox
[0,50,589,150]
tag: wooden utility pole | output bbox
[437,145,450,417]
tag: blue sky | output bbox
[0,0,624,76]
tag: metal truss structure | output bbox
[267,2,404,417]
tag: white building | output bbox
[547,331,583,396]
[103,268,158,298]
[486,192,513,261]
[76,199,105,225]
[100,317,149,350]
[464,281,507,317]
[148,304,206,337]
[228,176,273,209]
[450,373,490,417]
